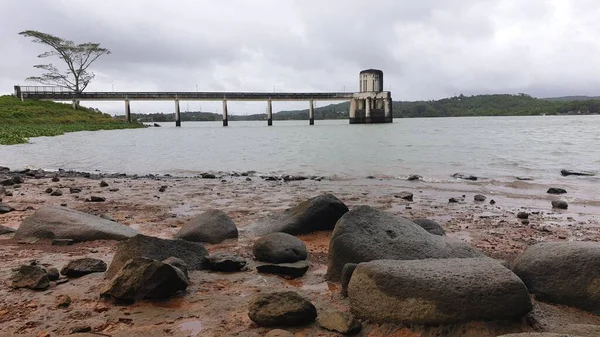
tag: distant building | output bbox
[350,69,392,124]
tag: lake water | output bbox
[1,116,600,186]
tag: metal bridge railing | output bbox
[17,86,74,93]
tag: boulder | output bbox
[208,253,247,272]
[561,169,595,177]
[0,202,14,214]
[61,258,107,278]
[11,265,50,290]
[248,291,317,327]
[474,194,486,202]
[102,257,189,302]
[547,187,567,195]
[256,261,309,278]
[174,209,238,244]
[552,200,568,209]
[105,234,208,279]
[0,225,15,235]
[14,206,137,242]
[512,242,600,311]
[348,258,532,324]
[517,212,529,220]
[341,263,357,297]
[253,232,307,264]
[250,194,349,235]
[46,267,60,281]
[162,257,189,278]
[407,174,422,181]
[411,218,445,236]
[50,189,63,196]
[317,311,362,334]
[326,206,483,281]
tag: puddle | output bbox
[179,320,203,337]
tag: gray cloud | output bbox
[1,0,599,114]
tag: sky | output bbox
[1,0,600,115]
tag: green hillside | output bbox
[0,95,144,145]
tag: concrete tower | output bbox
[349,69,393,124]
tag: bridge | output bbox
[13,69,393,126]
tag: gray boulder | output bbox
[512,242,600,312]
[326,206,483,281]
[317,311,362,334]
[250,194,349,235]
[14,206,137,242]
[348,258,532,324]
[248,291,317,327]
[547,187,567,194]
[341,263,357,297]
[256,261,309,279]
[105,234,208,279]
[552,200,568,209]
[102,257,189,302]
[0,202,14,214]
[208,253,247,272]
[253,232,307,264]
[174,209,238,244]
[411,218,446,236]
[12,265,50,290]
[61,258,107,278]
[162,257,189,278]
[0,225,15,235]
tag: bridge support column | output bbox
[125,99,131,122]
[309,99,314,125]
[222,100,228,126]
[365,97,371,118]
[267,100,273,126]
[175,99,181,127]
[384,97,392,122]
[72,100,80,110]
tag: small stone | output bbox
[61,258,107,278]
[100,180,109,187]
[69,325,91,334]
[46,267,60,281]
[547,187,567,195]
[37,331,51,337]
[45,187,53,194]
[50,189,63,196]
[490,199,496,205]
[246,177,252,182]
[0,202,14,214]
[108,188,119,192]
[86,196,106,202]
[256,261,309,278]
[158,185,167,192]
[52,239,75,246]
[248,291,317,327]
[474,194,486,202]
[52,177,60,182]
[201,173,216,179]
[449,198,459,203]
[11,265,50,290]
[517,212,529,220]
[69,187,82,194]
[56,294,71,308]
[12,176,24,184]
[552,200,568,210]
[521,219,530,225]
[394,192,413,201]
[407,174,422,181]
[317,311,362,334]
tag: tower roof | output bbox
[359,69,383,75]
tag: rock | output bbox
[105,234,208,279]
[69,187,82,194]
[11,265,50,290]
[108,188,119,192]
[317,311,362,334]
[256,261,309,278]
[12,176,24,184]
[0,225,14,235]
[15,206,138,242]
[162,257,189,278]
[69,325,92,334]
[452,173,478,181]
[326,206,483,281]
[490,199,496,205]
[250,194,349,235]
[407,174,422,181]
[497,334,586,337]
[52,239,75,246]
[448,197,459,203]
[46,267,60,281]
[245,177,252,182]
[45,187,54,194]
[102,257,189,302]
[51,177,60,182]
[265,330,294,337]
[61,258,107,278]
[561,169,595,177]
[50,189,63,196]
[547,187,567,194]
[555,324,600,336]
[153,123,161,127]
[0,179,14,186]
[552,200,568,209]
[516,177,534,181]
[100,180,109,187]
[253,232,307,263]
[394,192,413,201]
[474,194,486,202]
[248,291,317,327]
[174,209,238,244]
[158,185,167,192]
[522,219,530,225]
[348,258,532,324]
[86,196,106,202]
[341,263,357,297]
[411,218,445,236]
[0,166,8,172]
[0,202,14,214]
[56,294,71,308]
[201,173,217,179]
[512,242,600,312]
[516,212,529,220]
[208,253,247,272]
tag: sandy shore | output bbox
[1,172,600,336]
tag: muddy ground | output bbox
[1,173,600,336]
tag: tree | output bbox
[19,30,110,94]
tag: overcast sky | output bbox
[1,0,599,115]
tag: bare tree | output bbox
[19,30,111,94]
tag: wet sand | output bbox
[1,173,600,336]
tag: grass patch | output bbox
[0,123,146,145]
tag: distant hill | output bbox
[542,96,600,102]
[132,94,600,122]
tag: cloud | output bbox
[1,0,599,114]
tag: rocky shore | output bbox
[1,167,600,337]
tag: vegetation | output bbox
[0,95,144,145]
[19,30,110,94]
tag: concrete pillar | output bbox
[365,98,371,117]
[267,100,273,126]
[175,99,181,127]
[222,100,228,126]
[72,100,79,110]
[384,97,392,119]
[349,99,357,118]
[309,99,314,125]
[125,99,131,122]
